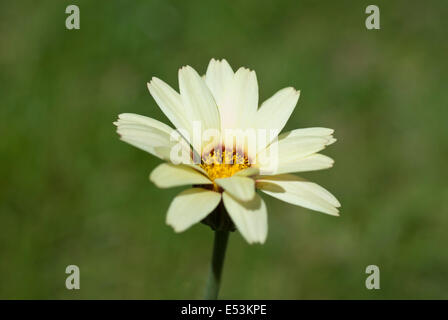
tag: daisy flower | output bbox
[114,58,340,245]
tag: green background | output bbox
[1,0,447,299]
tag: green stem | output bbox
[204,229,230,300]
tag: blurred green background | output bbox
[1,0,447,299]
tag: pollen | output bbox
[200,147,250,183]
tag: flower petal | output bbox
[167,188,221,232]
[257,174,340,216]
[115,113,192,163]
[150,163,211,188]
[254,87,300,150]
[220,67,258,130]
[233,167,260,177]
[115,113,174,135]
[116,125,169,146]
[257,136,331,174]
[278,127,334,139]
[115,113,173,158]
[147,78,192,140]
[205,58,234,108]
[179,66,221,133]
[222,192,267,244]
[265,153,334,175]
[119,138,165,160]
[270,136,330,159]
[277,127,335,146]
[215,176,255,202]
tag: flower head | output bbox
[114,58,340,244]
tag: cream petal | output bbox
[257,136,330,174]
[326,137,337,146]
[115,114,172,154]
[257,153,334,175]
[167,188,221,232]
[115,113,192,164]
[269,128,336,160]
[277,128,335,147]
[147,78,192,139]
[116,113,174,135]
[205,58,234,108]
[257,174,340,216]
[184,163,210,177]
[255,126,336,174]
[278,127,334,139]
[119,137,192,164]
[178,66,221,133]
[117,126,170,146]
[277,136,329,159]
[119,138,165,160]
[215,176,255,202]
[233,167,260,177]
[220,67,258,130]
[222,192,267,244]
[150,163,211,188]
[154,146,186,165]
[255,87,300,150]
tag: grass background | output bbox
[1,0,447,299]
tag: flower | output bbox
[114,58,340,244]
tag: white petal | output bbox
[178,66,221,133]
[205,58,234,108]
[277,136,329,158]
[147,78,192,139]
[150,163,211,188]
[115,113,192,163]
[184,163,210,177]
[116,113,174,135]
[222,192,267,244]
[115,114,173,155]
[257,174,340,216]
[220,67,258,129]
[257,136,330,174]
[233,167,260,177]
[277,128,335,147]
[167,188,221,232]
[215,176,255,201]
[118,137,159,159]
[117,125,170,146]
[255,87,300,150]
[326,137,337,146]
[119,137,165,159]
[278,127,334,139]
[255,126,336,175]
[266,153,334,175]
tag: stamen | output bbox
[200,147,251,186]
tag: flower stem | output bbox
[204,229,230,300]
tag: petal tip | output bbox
[166,221,184,233]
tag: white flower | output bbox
[114,58,340,244]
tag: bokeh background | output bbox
[1,0,447,299]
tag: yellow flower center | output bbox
[200,147,250,182]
